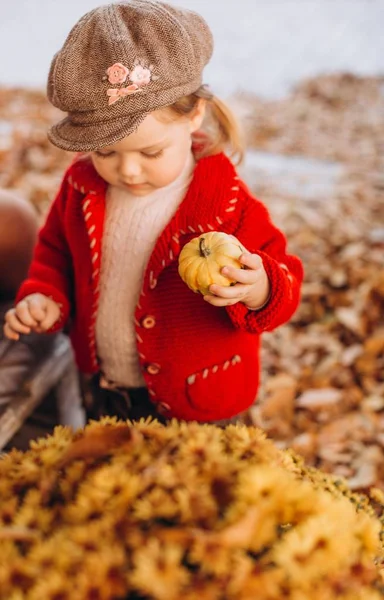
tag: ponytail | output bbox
[165,87,245,165]
[203,94,244,165]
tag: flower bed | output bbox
[0,419,383,599]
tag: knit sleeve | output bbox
[226,190,304,334]
[15,176,73,332]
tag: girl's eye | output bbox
[142,150,164,159]
[94,151,115,158]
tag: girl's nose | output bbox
[119,154,142,180]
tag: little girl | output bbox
[4,0,303,423]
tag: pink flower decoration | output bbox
[107,84,142,105]
[106,63,129,85]
[129,65,151,86]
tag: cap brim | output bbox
[47,111,148,152]
[47,75,205,152]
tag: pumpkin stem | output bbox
[199,237,211,258]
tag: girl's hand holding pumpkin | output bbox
[204,252,271,309]
[178,232,270,309]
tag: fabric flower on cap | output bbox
[106,63,129,85]
[107,84,142,106]
[106,60,158,105]
[129,64,152,86]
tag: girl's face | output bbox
[90,102,205,196]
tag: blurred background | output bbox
[1,0,384,98]
[0,1,383,491]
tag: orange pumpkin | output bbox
[178,231,245,295]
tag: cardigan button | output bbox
[147,363,161,375]
[141,315,156,329]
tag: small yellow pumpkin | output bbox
[178,231,245,295]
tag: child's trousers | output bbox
[81,372,249,427]
[82,373,167,424]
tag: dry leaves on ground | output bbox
[237,74,384,492]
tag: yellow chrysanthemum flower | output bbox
[0,420,382,600]
[130,538,190,600]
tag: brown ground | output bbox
[0,73,383,491]
[237,74,384,492]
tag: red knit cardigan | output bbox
[16,152,303,422]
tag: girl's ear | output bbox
[189,99,207,133]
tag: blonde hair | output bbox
[163,87,245,165]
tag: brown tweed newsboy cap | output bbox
[47,0,213,152]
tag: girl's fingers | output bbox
[14,300,39,328]
[3,321,21,341]
[28,296,48,322]
[222,265,263,285]
[203,294,238,307]
[4,296,60,337]
[4,309,31,336]
[221,254,263,284]
[39,304,60,331]
[3,295,59,339]
[240,253,263,270]
[209,283,247,300]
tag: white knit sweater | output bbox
[95,153,195,388]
